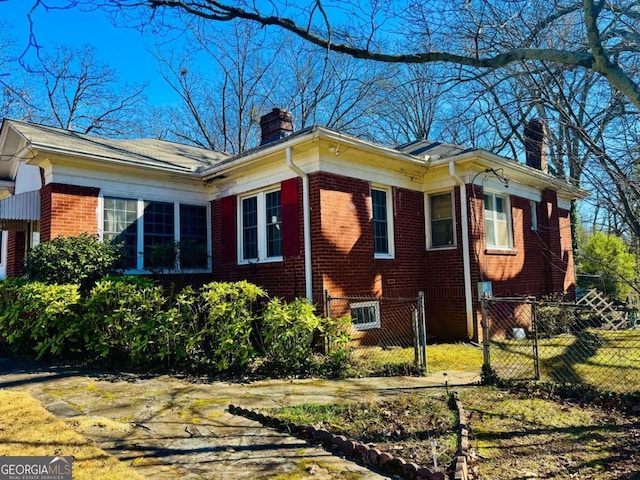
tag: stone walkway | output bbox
[0,358,480,479]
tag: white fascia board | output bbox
[434,151,587,200]
[318,156,424,191]
[51,165,211,205]
[202,126,429,181]
[25,145,198,176]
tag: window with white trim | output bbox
[372,187,394,258]
[103,197,209,271]
[350,300,381,330]
[483,192,512,248]
[429,192,455,248]
[239,189,282,262]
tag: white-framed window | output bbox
[103,196,209,271]
[350,300,381,330]
[238,188,282,263]
[530,201,538,231]
[483,192,513,249]
[428,191,455,248]
[371,187,394,258]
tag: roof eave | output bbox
[434,148,588,200]
[201,126,430,180]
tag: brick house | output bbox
[0,111,584,340]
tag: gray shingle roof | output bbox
[396,139,473,158]
[6,120,230,173]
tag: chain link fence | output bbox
[482,292,640,393]
[325,291,427,373]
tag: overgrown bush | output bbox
[0,282,81,359]
[536,293,579,337]
[187,281,266,372]
[256,304,353,377]
[259,298,322,374]
[83,276,171,366]
[0,274,354,377]
[24,233,121,291]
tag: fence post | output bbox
[418,291,427,372]
[531,299,540,380]
[412,308,419,367]
[481,296,491,371]
[324,289,331,317]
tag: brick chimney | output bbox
[523,119,548,173]
[260,108,293,145]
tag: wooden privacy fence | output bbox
[481,292,640,393]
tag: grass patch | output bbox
[459,386,640,479]
[348,342,483,377]
[0,390,144,480]
[491,329,640,392]
[268,394,458,468]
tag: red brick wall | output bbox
[6,230,26,278]
[309,172,432,344]
[310,172,376,304]
[425,187,468,340]
[40,183,100,242]
[211,180,306,301]
[467,186,576,339]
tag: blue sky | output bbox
[2,1,181,106]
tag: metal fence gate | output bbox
[325,291,427,371]
[481,293,640,393]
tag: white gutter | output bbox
[449,161,474,339]
[286,147,313,302]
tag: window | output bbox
[530,201,538,231]
[372,187,394,258]
[104,197,138,269]
[239,189,282,262]
[350,300,381,330]
[144,201,175,269]
[180,205,208,269]
[103,197,209,271]
[266,190,282,257]
[484,192,512,248]
[429,192,455,248]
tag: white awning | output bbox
[0,190,40,230]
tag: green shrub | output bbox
[319,315,353,376]
[186,281,266,372]
[577,231,637,300]
[84,276,170,366]
[257,302,354,377]
[0,282,81,359]
[25,233,121,291]
[259,298,322,374]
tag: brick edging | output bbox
[228,404,446,480]
[452,392,470,480]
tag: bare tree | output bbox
[271,36,390,141]
[27,45,147,136]
[153,21,278,153]
[79,0,640,112]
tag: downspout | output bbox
[286,147,313,302]
[449,162,474,339]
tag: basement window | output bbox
[350,300,381,330]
